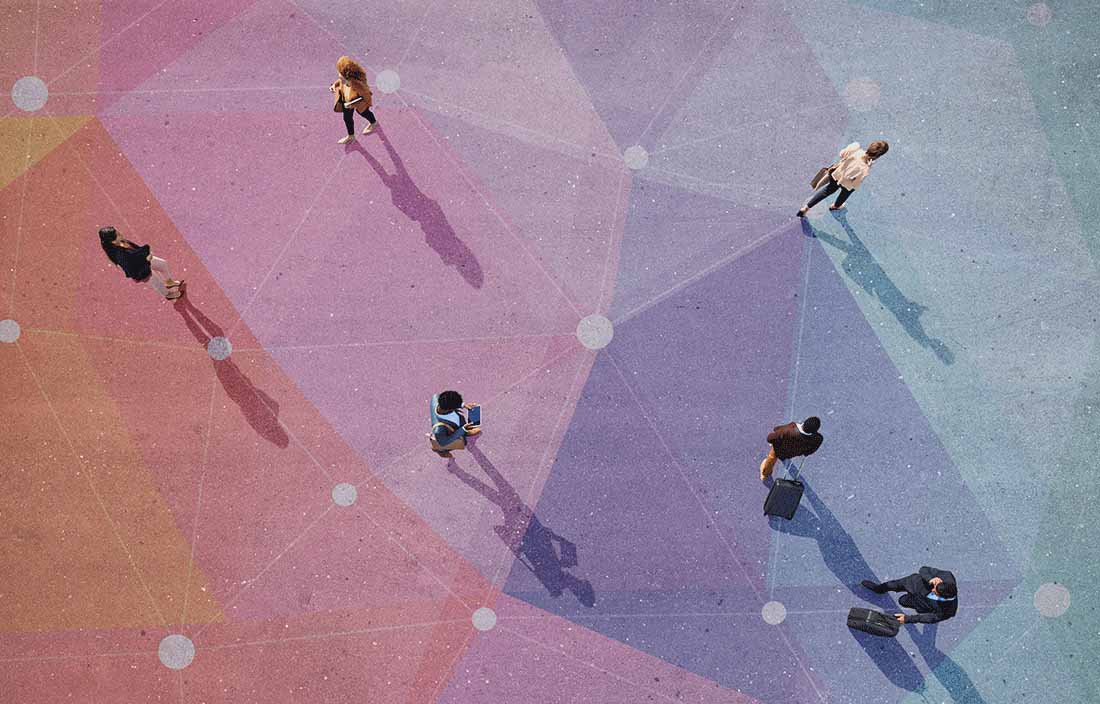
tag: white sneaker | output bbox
[362,122,376,135]
[338,135,356,145]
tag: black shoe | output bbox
[861,579,886,594]
[796,208,807,218]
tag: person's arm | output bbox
[899,610,946,625]
[766,430,779,443]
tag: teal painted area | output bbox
[785,0,1100,700]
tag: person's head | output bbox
[336,56,367,83]
[935,581,957,599]
[98,226,119,254]
[438,390,463,413]
[802,416,821,434]
[866,140,889,161]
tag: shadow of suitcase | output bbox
[847,607,901,637]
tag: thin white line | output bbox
[46,0,173,87]
[400,88,622,165]
[191,504,336,642]
[0,650,155,664]
[199,618,473,650]
[397,93,587,319]
[596,169,628,313]
[238,331,574,353]
[429,627,478,702]
[7,126,33,317]
[48,85,324,97]
[650,102,837,156]
[32,0,41,74]
[176,670,184,704]
[636,16,731,145]
[485,347,592,594]
[227,153,349,337]
[14,342,168,625]
[397,0,435,70]
[612,219,794,326]
[179,375,219,629]
[497,624,696,704]
[24,328,208,353]
[361,512,474,610]
[768,236,814,599]
[284,0,379,76]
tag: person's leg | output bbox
[831,186,854,209]
[760,446,778,480]
[148,256,182,299]
[800,178,839,214]
[361,108,377,134]
[339,109,356,143]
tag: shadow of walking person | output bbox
[174,297,289,448]
[347,132,484,289]
[767,477,925,690]
[447,444,594,607]
[805,213,954,365]
[909,623,989,704]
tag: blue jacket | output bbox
[430,394,466,447]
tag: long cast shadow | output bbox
[174,297,289,448]
[909,623,989,704]
[801,214,953,365]
[447,444,594,607]
[768,478,924,690]
[348,132,484,288]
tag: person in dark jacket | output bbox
[98,226,183,300]
[427,390,480,458]
[862,566,958,624]
[760,416,823,480]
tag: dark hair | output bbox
[99,226,120,261]
[802,416,821,434]
[438,390,463,412]
[936,582,957,599]
[866,140,889,160]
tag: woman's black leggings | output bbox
[343,107,377,135]
[805,174,854,209]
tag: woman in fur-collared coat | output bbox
[330,56,378,144]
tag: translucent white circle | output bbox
[332,482,358,507]
[11,76,48,112]
[1034,582,1070,618]
[207,336,232,360]
[623,145,649,170]
[158,634,195,670]
[761,600,787,625]
[471,607,497,631]
[576,314,614,350]
[1026,3,1052,26]
[0,319,20,343]
[844,78,880,112]
[376,69,401,94]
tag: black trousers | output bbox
[805,174,854,209]
[343,107,377,134]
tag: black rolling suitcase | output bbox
[846,607,900,637]
[763,457,807,520]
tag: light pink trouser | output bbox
[148,256,175,297]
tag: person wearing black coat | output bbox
[99,226,183,299]
[862,566,958,624]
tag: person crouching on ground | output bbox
[428,390,480,458]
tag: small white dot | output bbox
[844,78,880,112]
[332,483,358,507]
[623,145,649,170]
[376,69,400,94]
[576,314,613,350]
[761,601,787,625]
[207,336,232,360]
[158,634,195,670]
[472,607,497,631]
[11,76,48,112]
[1034,582,1070,618]
[1026,2,1052,26]
[0,319,20,343]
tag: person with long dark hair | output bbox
[798,140,889,217]
[98,226,183,300]
[329,56,378,145]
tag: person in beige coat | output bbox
[798,140,889,216]
[329,56,378,145]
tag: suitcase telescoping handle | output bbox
[790,456,807,481]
